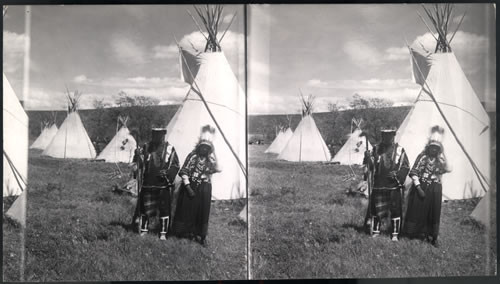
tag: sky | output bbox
[3,4,496,114]
[3,5,244,110]
[248,4,496,114]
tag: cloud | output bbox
[249,59,270,77]
[73,74,91,83]
[26,73,191,110]
[120,85,188,105]
[152,44,178,59]
[178,30,244,56]
[248,86,420,115]
[110,35,146,65]
[452,14,467,25]
[76,75,185,89]
[343,40,384,67]
[355,88,420,104]
[3,31,26,74]
[304,78,421,111]
[306,78,417,90]
[384,46,409,61]
[248,88,292,114]
[382,30,490,75]
[177,30,245,80]
[248,78,421,114]
[307,79,329,88]
[24,88,67,110]
[222,14,235,24]
[81,76,189,107]
[411,31,489,75]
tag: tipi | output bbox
[97,116,137,163]
[265,126,293,154]
[332,118,372,165]
[470,188,493,227]
[238,204,247,223]
[166,5,246,200]
[42,89,96,159]
[278,94,331,162]
[396,4,491,200]
[30,114,58,150]
[3,73,28,197]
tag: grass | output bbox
[3,149,246,281]
[248,144,497,279]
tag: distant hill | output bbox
[27,105,494,151]
[27,104,180,145]
[248,106,412,146]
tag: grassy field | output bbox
[3,150,246,281]
[248,144,496,279]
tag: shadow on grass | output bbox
[110,220,136,233]
[341,221,367,234]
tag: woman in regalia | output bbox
[403,125,450,247]
[172,125,220,246]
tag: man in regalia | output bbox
[133,128,180,240]
[364,128,410,241]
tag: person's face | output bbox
[428,145,440,157]
[198,144,210,156]
[381,132,395,145]
[151,131,166,143]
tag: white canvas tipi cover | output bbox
[3,74,28,197]
[30,123,58,150]
[265,128,293,154]
[166,49,246,200]
[97,126,137,163]
[470,189,493,227]
[42,111,96,159]
[278,115,331,162]
[396,49,490,200]
[238,204,247,223]
[333,129,372,165]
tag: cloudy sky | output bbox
[248,4,496,114]
[3,4,496,114]
[3,5,244,110]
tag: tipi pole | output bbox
[20,6,31,281]
[22,6,31,107]
[64,114,68,159]
[407,45,490,192]
[299,126,302,162]
[176,42,247,178]
[3,151,27,191]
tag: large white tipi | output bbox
[97,116,137,163]
[42,90,96,159]
[396,4,491,200]
[278,94,331,162]
[166,5,246,200]
[265,127,293,154]
[333,119,372,165]
[3,73,28,197]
